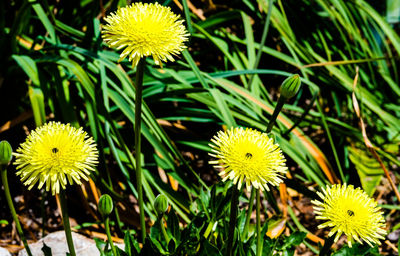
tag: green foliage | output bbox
[1,0,398,255]
[332,243,380,256]
[41,243,52,256]
[92,205,306,255]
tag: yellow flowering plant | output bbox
[210,126,288,256]
[209,127,287,191]
[102,2,189,241]
[12,122,98,256]
[3,0,400,255]
[312,184,386,248]
[13,122,98,195]
[102,2,189,67]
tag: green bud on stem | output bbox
[154,194,169,216]
[98,194,113,218]
[280,74,301,99]
[0,141,13,166]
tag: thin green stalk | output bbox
[283,92,318,136]
[59,189,76,256]
[181,0,193,35]
[266,96,286,133]
[247,0,273,89]
[0,166,33,256]
[256,189,262,256]
[226,187,239,256]
[104,217,118,256]
[40,191,47,238]
[242,188,256,241]
[256,80,289,255]
[160,217,170,244]
[135,58,146,241]
[113,207,123,236]
[315,99,345,182]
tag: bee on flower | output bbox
[13,122,98,195]
[312,184,386,247]
[209,127,287,191]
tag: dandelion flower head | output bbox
[209,127,287,191]
[312,184,386,247]
[102,2,189,67]
[14,122,98,195]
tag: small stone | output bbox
[18,231,122,256]
[388,229,400,242]
[0,247,11,256]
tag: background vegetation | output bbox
[1,0,400,255]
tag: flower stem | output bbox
[242,188,256,241]
[319,235,335,256]
[104,217,118,256]
[226,186,239,256]
[59,189,76,256]
[256,189,263,256]
[159,217,170,244]
[135,58,146,241]
[266,95,286,134]
[0,166,33,256]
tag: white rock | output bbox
[18,231,102,256]
[0,247,11,256]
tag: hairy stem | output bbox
[242,188,256,241]
[256,189,262,256]
[0,166,33,256]
[59,189,76,256]
[226,187,239,256]
[135,58,146,241]
[104,217,118,256]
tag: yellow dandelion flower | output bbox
[102,2,189,67]
[209,127,287,191]
[312,184,386,247]
[13,122,98,195]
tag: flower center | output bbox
[52,148,59,154]
[347,210,355,217]
[245,153,253,159]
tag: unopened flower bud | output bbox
[154,194,168,216]
[0,141,12,166]
[280,74,301,99]
[98,194,113,218]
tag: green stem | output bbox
[247,0,273,89]
[59,189,76,256]
[315,100,345,182]
[40,191,47,238]
[160,217,170,244]
[242,188,256,241]
[283,92,318,136]
[266,96,286,134]
[226,187,239,256]
[181,0,193,35]
[104,217,118,256]
[0,166,33,256]
[319,235,335,256]
[135,58,146,241]
[256,189,262,256]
